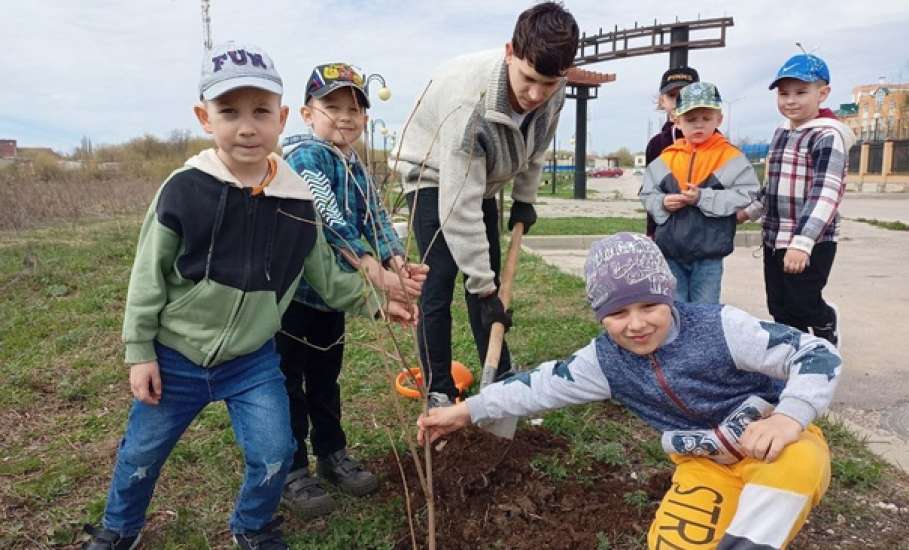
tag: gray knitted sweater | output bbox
[391,49,566,295]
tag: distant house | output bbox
[0,139,16,159]
[16,147,61,159]
[843,80,909,142]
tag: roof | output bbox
[566,67,616,87]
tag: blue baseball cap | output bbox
[769,54,830,90]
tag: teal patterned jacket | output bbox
[282,134,404,311]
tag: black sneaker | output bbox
[233,516,288,550]
[812,302,841,348]
[316,449,378,496]
[82,524,141,550]
[281,468,335,518]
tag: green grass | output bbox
[538,173,599,199]
[1,216,907,548]
[532,216,646,235]
[531,216,760,235]
[853,217,909,231]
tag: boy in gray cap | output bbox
[81,41,415,550]
[419,232,841,549]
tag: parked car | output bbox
[590,167,623,178]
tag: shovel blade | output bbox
[478,416,518,439]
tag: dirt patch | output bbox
[376,424,909,550]
[376,427,669,549]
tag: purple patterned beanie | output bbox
[584,233,676,321]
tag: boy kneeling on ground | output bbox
[419,232,841,549]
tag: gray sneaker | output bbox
[316,449,379,496]
[281,468,335,518]
[427,391,454,409]
[81,525,141,550]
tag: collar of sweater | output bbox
[184,149,313,200]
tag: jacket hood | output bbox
[791,116,857,151]
[184,149,313,200]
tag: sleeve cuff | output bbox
[124,341,156,365]
[788,235,816,254]
[774,397,816,428]
[466,395,492,424]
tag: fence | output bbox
[892,140,909,174]
[867,143,884,174]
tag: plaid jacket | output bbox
[745,114,856,253]
[282,134,404,311]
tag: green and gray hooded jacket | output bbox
[122,149,381,367]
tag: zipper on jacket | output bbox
[648,353,701,419]
[648,353,744,461]
[208,191,257,365]
[685,151,697,191]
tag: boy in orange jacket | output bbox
[640,82,759,303]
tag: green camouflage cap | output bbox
[674,81,723,116]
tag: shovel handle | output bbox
[481,223,524,387]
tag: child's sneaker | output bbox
[233,517,288,550]
[81,525,141,550]
[316,449,378,496]
[812,302,841,348]
[829,301,841,348]
[281,468,335,518]
[427,391,454,409]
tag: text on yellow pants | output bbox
[648,424,830,549]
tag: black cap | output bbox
[659,67,699,94]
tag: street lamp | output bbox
[365,73,391,102]
[369,119,387,177]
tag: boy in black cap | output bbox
[643,66,700,237]
[278,62,428,517]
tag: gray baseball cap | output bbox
[199,41,283,100]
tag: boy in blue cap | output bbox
[741,52,856,346]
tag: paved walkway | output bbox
[525,174,909,470]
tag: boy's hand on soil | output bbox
[740,413,802,462]
[129,361,162,405]
[783,248,809,274]
[417,402,472,444]
[663,194,688,212]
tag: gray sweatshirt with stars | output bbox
[467,303,841,462]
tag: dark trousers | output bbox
[763,242,837,334]
[275,301,347,471]
[406,188,511,400]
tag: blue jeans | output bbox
[667,257,724,303]
[101,340,294,536]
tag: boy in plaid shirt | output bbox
[277,63,427,517]
[741,53,856,346]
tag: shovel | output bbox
[477,222,524,439]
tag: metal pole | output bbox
[669,26,689,69]
[573,86,589,200]
[552,136,557,194]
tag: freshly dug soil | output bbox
[376,427,670,549]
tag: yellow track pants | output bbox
[648,424,830,549]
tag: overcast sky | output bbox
[3,0,908,155]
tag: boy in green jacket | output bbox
[81,41,414,550]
